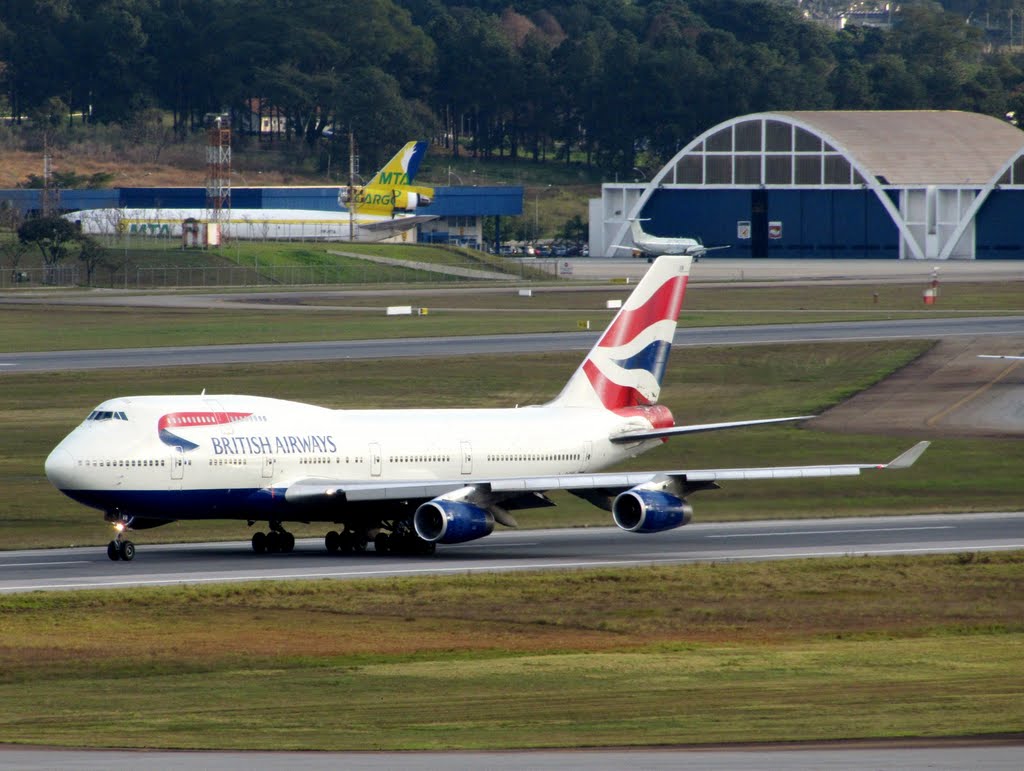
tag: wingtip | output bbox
[885,440,931,470]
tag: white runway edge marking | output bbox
[705,525,956,539]
[4,543,1023,593]
[0,560,91,568]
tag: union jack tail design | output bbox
[552,256,691,410]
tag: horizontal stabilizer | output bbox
[610,415,813,443]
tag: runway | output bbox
[2,512,1021,594]
[1,316,1022,373]
[1,743,1021,771]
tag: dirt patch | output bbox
[812,336,1024,437]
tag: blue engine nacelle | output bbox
[612,489,693,534]
[413,499,495,544]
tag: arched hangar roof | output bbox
[775,110,1024,185]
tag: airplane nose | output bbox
[45,447,76,489]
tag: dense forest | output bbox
[2,0,1024,174]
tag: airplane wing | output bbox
[610,415,814,443]
[283,441,930,511]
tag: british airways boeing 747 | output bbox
[44,256,929,561]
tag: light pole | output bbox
[534,184,552,243]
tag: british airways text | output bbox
[211,435,338,455]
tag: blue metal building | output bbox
[0,185,523,247]
[593,111,1024,260]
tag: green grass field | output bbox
[0,554,1021,749]
[1,279,1021,353]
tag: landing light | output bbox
[114,522,125,533]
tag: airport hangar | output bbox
[593,110,1024,260]
[0,185,522,249]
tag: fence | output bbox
[1,260,562,290]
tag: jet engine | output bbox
[612,489,693,534]
[413,499,495,544]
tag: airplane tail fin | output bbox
[551,255,692,410]
[366,141,428,188]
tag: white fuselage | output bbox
[66,208,428,242]
[45,394,660,521]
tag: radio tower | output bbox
[206,115,231,239]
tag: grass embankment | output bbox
[2,280,1022,353]
[3,341,1023,550]
[0,553,1021,749]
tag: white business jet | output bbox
[45,255,929,561]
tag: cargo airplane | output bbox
[65,141,435,242]
[45,255,929,561]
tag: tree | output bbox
[17,216,80,284]
[77,235,111,286]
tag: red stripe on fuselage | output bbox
[157,411,251,432]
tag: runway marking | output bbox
[927,357,1023,427]
[0,560,91,568]
[4,543,1023,593]
[705,525,956,539]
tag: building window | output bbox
[795,127,822,152]
[795,155,822,185]
[765,155,792,185]
[676,155,702,184]
[824,155,852,185]
[765,121,792,152]
[705,155,732,184]
[706,127,732,152]
[734,120,761,152]
[734,155,761,184]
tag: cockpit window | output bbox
[87,411,128,421]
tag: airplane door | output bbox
[262,455,275,479]
[369,443,382,477]
[460,441,472,475]
[170,446,184,480]
[580,441,592,472]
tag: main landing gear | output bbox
[324,522,436,556]
[251,521,296,554]
[106,518,135,561]
[324,529,368,554]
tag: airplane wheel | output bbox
[351,534,367,553]
[107,541,121,561]
[374,532,390,554]
[265,531,281,553]
[119,541,136,561]
[252,531,267,554]
[325,530,340,553]
[281,532,295,553]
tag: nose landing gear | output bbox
[106,518,135,562]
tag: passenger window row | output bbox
[388,455,451,464]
